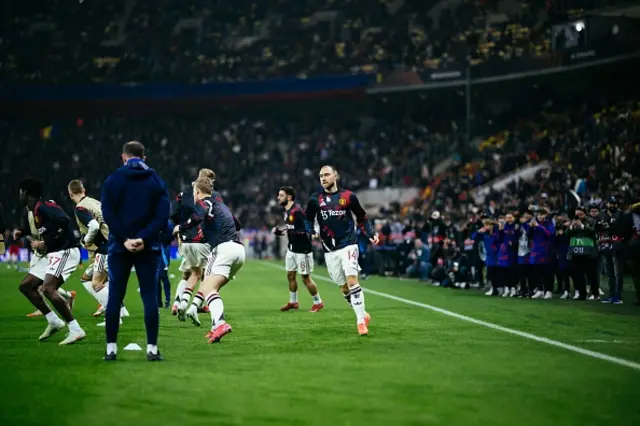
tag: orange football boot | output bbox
[280,302,299,311]
[208,323,232,343]
[357,322,369,336]
[309,303,324,312]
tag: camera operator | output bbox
[567,207,600,300]
[596,197,625,304]
[450,242,471,288]
[443,215,460,245]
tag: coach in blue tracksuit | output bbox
[101,141,170,361]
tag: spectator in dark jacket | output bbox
[406,239,431,281]
[596,197,625,304]
[554,214,571,298]
[617,201,640,305]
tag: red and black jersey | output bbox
[178,191,239,249]
[33,200,79,253]
[171,187,204,243]
[305,188,374,252]
[283,203,312,254]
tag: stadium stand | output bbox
[1,0,639,303]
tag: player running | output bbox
[174,178,245,343]
[17,179,85,344]
[305,166,378,336]
[274,186,323,312]
[171,169,215,319]
[68,180,129,325]
[15,206,76,318]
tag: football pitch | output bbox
[0,260,639,426]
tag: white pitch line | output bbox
[260,261,640,371]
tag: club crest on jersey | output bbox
[338,198,347,206]
[288,215,295,222]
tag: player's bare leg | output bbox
[342,279,371,335]
[19,275,52,323]
[27,287,74,317]
[178,267,202,322]
[303,275,324,312]
[41,275,86,344]
[172,270,191,315]
[201,275,232,343]
[280,271,300,311]
[27,286,47,317]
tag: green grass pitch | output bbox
[0,260,639,426]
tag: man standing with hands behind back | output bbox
[101,141,170,362]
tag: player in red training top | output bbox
[274,186,323,312]
[305,166,378,336]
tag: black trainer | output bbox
[147,352,164,361]
[104,352,117,361]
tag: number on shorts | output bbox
[48,257,61,268]
[347,249,358,262]
[300,260,307,273]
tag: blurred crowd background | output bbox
[1,0,639,303]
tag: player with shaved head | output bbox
[305,166,378,336]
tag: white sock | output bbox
[190,291,205,311]
[147,344,158,355]
[312,293,322,305]
[82,280,101,303]
[95,284,110,309]
[174,279,188,303]
[206,292,225,329]
[68,319,82,333]
[45,311,61,325]
[289,291,298,303]
[57,288,70,298]
[349,285,367,323]
[180,288,193,308]
[107,342,117,354]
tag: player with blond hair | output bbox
[174,178,245,342]
[68,180,129,325]
[172,169,216,322]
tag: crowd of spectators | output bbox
[1,0,617,84]
[0,102,461,229]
